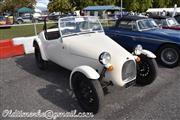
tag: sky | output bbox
[36,0,49,11]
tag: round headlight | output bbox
[134,44,143,55]
[135,44,143,51]
[99,52,111,65]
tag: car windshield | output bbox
[59,16,103,36]
[137,19,158,30]
[166,18,179,26]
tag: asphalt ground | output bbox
[0,54,180,120]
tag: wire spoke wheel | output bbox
[161,48,179,65]
[157,45,180,68]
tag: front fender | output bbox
[33,38,48,61]
[69,65,100,89]
[141,49,156,58]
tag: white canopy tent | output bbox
[147,8,180,13]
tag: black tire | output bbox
[71,72,104,114]
[17,20,23,24]
[34,45,47,70]
[157,44,179,68]
[136,55,158,86]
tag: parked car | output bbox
[48,12,76,21]
[175,14,180,24]
[33,16,157,113]
[0,16,6,25]
[33,13,48,23]
[105,15,180,68]
[16,13,33,24]
[0,16,11,28]
[48,12,61,21]
[149,15,180,30]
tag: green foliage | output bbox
[47,0,180,13]
[170,0,180,7]
[95,0,116,5]
[138,0,153,12]
[123,0,153,12]
[152,0,170,8]
[1,0,179,14]
[0,4,3,12]
[71,0,95,10]
[0,0,36,12]
[48,0,73,13]
[123,0,138,11]
[152,0,179,8]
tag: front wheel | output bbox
[136,55,158,86]
[72,72,104,114]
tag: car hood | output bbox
[63,32,134,61]
[143,29,180,39]
[62,32,136,87]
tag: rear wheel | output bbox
[136,55,158,86]
[34,45,47,70]
[72,72,104,114]
[157,44,179,68]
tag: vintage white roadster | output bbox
[33,16,158,114]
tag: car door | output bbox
[22,14,32,23]
[43,30,66,65]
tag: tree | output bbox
[171,0,180,7]
[152,0,171,8]
[0,1,3,12]
[70,0,95,10]
[48,0,73,13]
[121,0,152,12]
[0,0,36,13]
[95,0,116,5]
[123,0,139,12]
[138,0,153,12]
